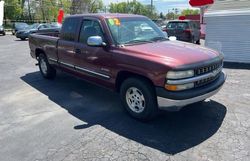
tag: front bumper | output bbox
[16,33,29,39]
[156,71,226,111]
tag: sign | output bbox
[57,9,64,24]
[189,0,214,7]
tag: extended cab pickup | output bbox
[29,14,226,120]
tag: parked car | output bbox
[0,25,5,36]
[166,20,201,44]
[12,22,29,35]
[50,22,62,28]
[16,23,60,40]
[152,19,168,31]
[29,14,226,120]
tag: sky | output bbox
[103,0,196,14]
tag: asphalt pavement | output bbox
[0,35,250,161]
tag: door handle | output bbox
[75,48,81,54]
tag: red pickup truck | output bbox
[29,14,226,120]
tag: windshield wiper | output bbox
[150,36,168,42]
[123,39,153,45]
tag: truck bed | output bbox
[29,33,59,61]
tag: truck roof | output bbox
[67,13,146,19]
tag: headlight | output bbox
[165,83,194,91]
[166,70,194,79]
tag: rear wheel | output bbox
[196,39,200,45]
[38,53,56,79]
[120,77,158,120]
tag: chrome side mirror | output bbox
[87,36,106,47]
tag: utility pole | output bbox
[151,0,153,14]
[27,0,32,21]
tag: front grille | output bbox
[195,73,220,87]
[194,61,223,87]
[195,61,222,76]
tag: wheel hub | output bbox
[126,87,145,113]
[40,58,47,74]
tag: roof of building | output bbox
[207,0,250,12]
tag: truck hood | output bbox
[121,41,221,68]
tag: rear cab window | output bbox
[167,22,189,30]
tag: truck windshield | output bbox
[106,17,167,45]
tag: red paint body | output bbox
[29,14,222,91]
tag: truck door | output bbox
[74,18,113,83]
[57,17,80,72]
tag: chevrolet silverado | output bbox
[29,14,226,120]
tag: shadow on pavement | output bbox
[21,71,227,155]
[224,62,250,70]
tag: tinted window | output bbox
[79,19,105,44]
[167,22,188,29]
[61,17,79,41]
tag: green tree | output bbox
[181,9,200,16]
[109,1,158,19]
[71,0,103,14]
[4,0,23,20]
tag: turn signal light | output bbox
[165,84,177,91]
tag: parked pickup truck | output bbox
[29,14,226,120]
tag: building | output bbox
[0,1,4,26]
[204,0,250,63]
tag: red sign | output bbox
[189,0,214,7]
[179,16,186,20]
[57,9,64,24]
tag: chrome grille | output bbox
[195,74,220,87]
[195,61,223,87]
[196,61,222,75]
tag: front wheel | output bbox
[38,53,56,79]
[120,77,158,120]
[196,39,200,45]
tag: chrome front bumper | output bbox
[157,71,226,111]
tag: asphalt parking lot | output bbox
[0,35,250,161]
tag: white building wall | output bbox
[205,9,250,63]
[0,1,4,26]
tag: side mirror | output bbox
[169,36,177,41]
[87,36,106,47]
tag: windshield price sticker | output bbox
[108,18,121,26]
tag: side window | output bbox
[79,19,105,44]
[61,18,79,41]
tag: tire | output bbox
[20,38,26,40]
[190,36,194,43]
[196,39,200,45]
[120,77,158,120]
[3,32,5,36]
[38,53,56,79]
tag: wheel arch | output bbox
[115,70,155,92]
[35,48,46,60]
